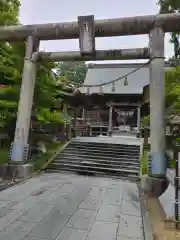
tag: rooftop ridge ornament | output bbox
[99,86,103,95]
[124,77,128,86]
[86,87,90,95]
[112,82,115,92]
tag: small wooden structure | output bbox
[63,63,154,137]
[62,63,172,138]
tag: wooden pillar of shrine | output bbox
[108,104,113,136]
[137,104,141,137]
[72,108,77,138]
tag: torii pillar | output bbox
[10,36,39,164]
[149,24,166,179]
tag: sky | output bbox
[19,0,174,63]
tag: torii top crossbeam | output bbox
[0,13,180,41]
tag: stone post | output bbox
[63,104,68,137]
[10,36,39,163]
[149,25,166,177]
[72,109,77,138]
[108,105,113,136]
[137,105,141,138]
[68,122,72,140]
[82,108,85,119]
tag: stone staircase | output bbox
[46,138,141,180]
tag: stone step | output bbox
[69,141,140,150]
[70,141,139,146]
[56,152,139,161]
[62,146,140,156]
[45,168,139,180]
[50,162,139,174]
[46,139,141,179]
[52,159,139,170]
[54,154,139,165]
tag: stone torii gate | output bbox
[1,13,180,180]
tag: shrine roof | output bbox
[79,63,172,95]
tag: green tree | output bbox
[156,1,180,122]
[165,66,180,115]
[158,0,180,58]
[0,0,23,129]
[56,61,87,86]
[0,1,80,135]
[33,62,66,125]
[141,66,180,127]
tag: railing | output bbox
[75,119,141,137]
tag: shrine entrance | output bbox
[0,13,180,178]
[114,108,138,134]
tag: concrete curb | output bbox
[40,141,70,172]
[0,141,70,192]
[138,186,154,240]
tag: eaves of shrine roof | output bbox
[79,63,172,95]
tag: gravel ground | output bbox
[146,195,180,239]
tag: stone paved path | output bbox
[0,173,144,240]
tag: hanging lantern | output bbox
[86,87,90,95]
[99,86,103,95]
[112,82,115,92]
[124,77,128,86]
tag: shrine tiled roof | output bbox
[79,63,172,95]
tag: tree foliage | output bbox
[158,0,180,118]
[158,0,180,58]
[165,66,180,116]
[141,66,180,127]
[56,61,87,86]
[0,1,88,133]
[0,0,24,128]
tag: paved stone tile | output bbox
[55,199,81,216]
[118,214,143,239]
[121,200,141,217]
[29,186,58,199]
[91,179,110,188]
[24,237,47,240]
[0,173,144,239]
[79,195,103,210]
[66,209,97,230]
[58,184,75,194]
[88,187,107,197]
[0,208,14,219]
[10,196,42,211]
[67,189,91,204]
[0,200,12,209]
[0,208,26,231]
[0,220,37,240]
[40,179,66,187]
[117,236,141,240]
[42,191,67,206]
[107,185,123,195]
[55,227,88,240]
[71,179,91,189]
[18,202,56,223]
[0,191,28,201]
[0,182,48,202]
[86,221,118,240]
[28,209,70,240]
[96,204,121,223]
[122,184,139,202]
[0,184,28,196]
[103,193,122,206]
[3,200,19,209]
